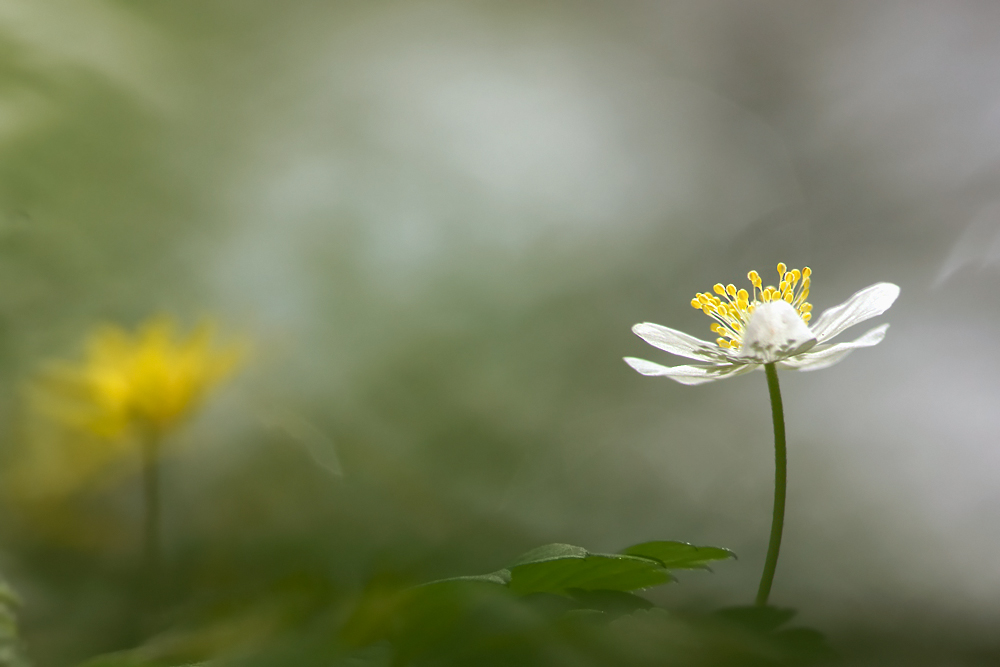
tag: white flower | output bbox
[624,263,899,385]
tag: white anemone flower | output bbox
[625,263,900,385]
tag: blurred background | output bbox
[0,0,998,664]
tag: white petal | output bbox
[624,357,757,385]
[810,282,900,343]
[778,324,889,371]
[631,322,727,362]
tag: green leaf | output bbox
[509,552,672,595]
[508,543,588,567]
[621,541,734,570]
[566,589,654,616]
[0,576,28,667]
[421,569,511,587]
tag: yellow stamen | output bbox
[691,263,815,350]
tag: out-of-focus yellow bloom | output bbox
[6,317,244,522]
[37,316,244,439]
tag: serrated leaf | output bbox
[509,553,672,595]
[621,541,734,570]
[421,569,512,587]
[508,543,588,567]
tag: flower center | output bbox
[690,262,813,350]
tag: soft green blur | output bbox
[0,2,998,665]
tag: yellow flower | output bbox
[7,316,242,502]
[37,316,244,439]
[2,317,243,548]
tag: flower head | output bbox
[35,316,244,438]
[624,264,899,385]
[4,316,245,533]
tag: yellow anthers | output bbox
[691,262,816,350]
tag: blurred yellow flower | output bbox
[6,317,244,513]
[37,316,244,439]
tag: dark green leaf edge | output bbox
[419,539,734,597]
[418,569,512,588]
[508,543,589,567]
[621,540,736,571]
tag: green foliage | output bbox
[426,540,734,599]
[321,540,833,667]
[75,538,832,666]
[621,541,735,570]
[510,551,670,595]
[0,578,29,667]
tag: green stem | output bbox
[756,362,786,607]
[141,428,161,575]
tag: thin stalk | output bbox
[756,362,786,607]
[141,427,162,575]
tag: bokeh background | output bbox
[0,1,999,664]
